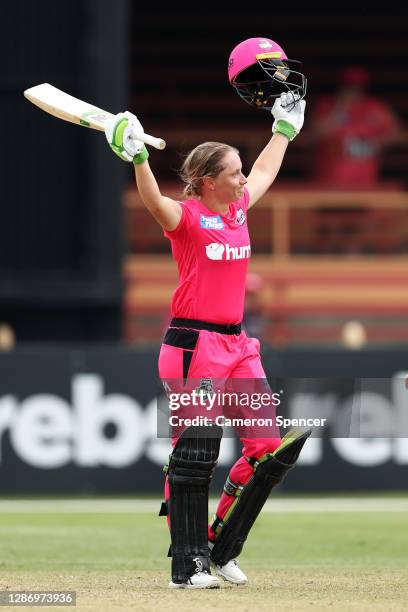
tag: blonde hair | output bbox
[179,142,239,197]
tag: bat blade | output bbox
[24,83,112,130]
[24,83,166,150]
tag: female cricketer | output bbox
[105,39,308,589]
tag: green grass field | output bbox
[0,498,407,611]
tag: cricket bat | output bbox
[24,83,166,150]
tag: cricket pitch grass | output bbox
[0,497,407,611]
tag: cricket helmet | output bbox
[228,37,307,110]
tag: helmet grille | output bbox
[232,58,307,111]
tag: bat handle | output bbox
[139,133,166,150]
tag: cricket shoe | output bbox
[168,571,221,589]
[213,559,248,585]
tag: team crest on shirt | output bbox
[200,214,224,230]
[236,208,246,225]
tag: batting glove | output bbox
[271,92,306,141]
[105,111,149,163]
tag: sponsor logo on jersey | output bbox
[205,242,251,261]
[236,208,246,225]
[200,214,224,230]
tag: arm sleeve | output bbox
[163,201,194,240]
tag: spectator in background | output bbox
[308,65,400,188]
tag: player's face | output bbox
[213,151,247,202]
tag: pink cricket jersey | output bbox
[164,188,251,324]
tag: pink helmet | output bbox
[228,37,307,110]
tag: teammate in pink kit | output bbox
[105,37,310,590]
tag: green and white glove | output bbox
[104,111,149,164]
[271,92,306,141]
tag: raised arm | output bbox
[105,111,182,231]
[133,161,182,231]
[246,93,306,208]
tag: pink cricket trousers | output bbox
[158,319,281,541]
